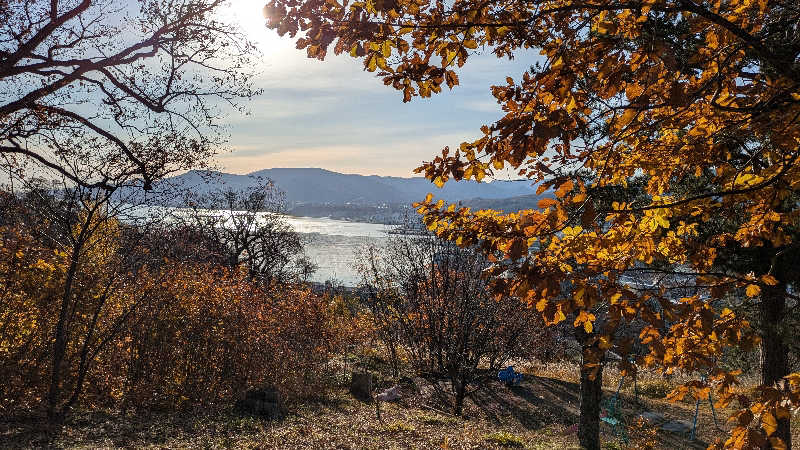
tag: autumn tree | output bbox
[2,1,261,425]
[265,0,800,448]
[0,180,168,425]
[0,185,347,414]
[1,0,259,190]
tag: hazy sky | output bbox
[219,1,541,178]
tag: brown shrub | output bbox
[1,225,345,413]
[116,266,344,408]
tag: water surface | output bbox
[285,216,393,285]
[122,204,394,285]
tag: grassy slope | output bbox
[2,365,758,450]
[2,392,580,449]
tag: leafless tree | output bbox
[358,229,550,415]
[181,176,316,286]
[0,0,259,190]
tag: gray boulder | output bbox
[661,420,692,434]
[376,385,401,402]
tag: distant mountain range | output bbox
[130,168,547,208]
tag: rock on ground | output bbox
[661,420,692,434]
[350,372,374,401]
[236,387,282,419]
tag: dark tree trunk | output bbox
[387,341,399,378]
[47,249,81,427]
[576,326,604,450]
[450,366,467,416]
[760,283,790,450]
[47,205,98,428]
[579,353,604,450]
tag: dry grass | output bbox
[515,360,800,448]
[0,390,583,450]
[3,366,799,450]
[484,431,526,447]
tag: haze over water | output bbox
[284,216,394,285]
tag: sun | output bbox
[222,0,282,52]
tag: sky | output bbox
[218,1,542,178]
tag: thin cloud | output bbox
[215,1,542,176]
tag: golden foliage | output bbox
[265,0,800,447]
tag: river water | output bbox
[122,204,395,286]
[283,216,394,285]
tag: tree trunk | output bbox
[579,353,604,450]
[387,340,399,378]
[47,251,80,426]
[47,206,97,427]
[576,326,604,450]
[450,366,467,416]
[760,283,790,450]
[453,385,465,416]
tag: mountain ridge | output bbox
[156,167,543,206]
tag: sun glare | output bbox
[223,0,281,52]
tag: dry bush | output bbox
[0,222,347,414]
[0,224,65,413]
[358,230,555,414]
[115,266,344,408]
[0,211,135,416]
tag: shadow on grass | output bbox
[0,377,714,449]
[1,403,297,449]
[468,374,580,430]
[417,371,711,449]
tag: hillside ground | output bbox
[4,362,790,450]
